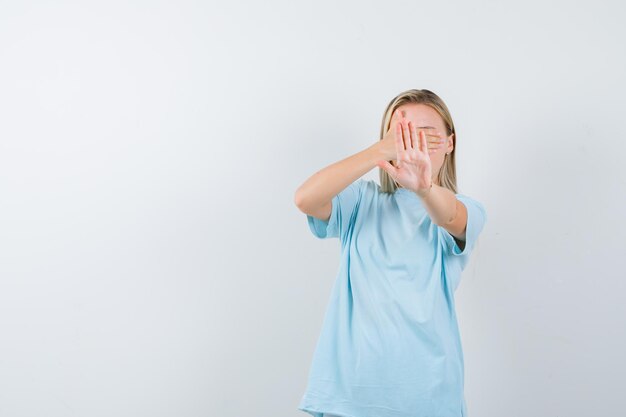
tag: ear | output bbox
[446,133,454,154]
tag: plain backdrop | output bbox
[0,1,625,416]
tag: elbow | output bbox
[294,187,308,212]
[294,186,324,215]
[435,202,459,228]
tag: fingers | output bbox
[397,118,414,151]
[412,127,426,154]
[420,130,428,154]
[402,119,411,150]
[389,109,403,132]
[410,122,418,149]
[407,120,426,152]
[377,159,398,179]
[398,118,445,154]
[415,126,445,152]
[417,127,443,141]
[395,123,405,158]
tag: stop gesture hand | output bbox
[377,118,433,198]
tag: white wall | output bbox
[0,1,624,416]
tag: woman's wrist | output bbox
[368,141,388,162]
[416,181,433,199]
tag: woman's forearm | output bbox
[294,141,385,211]
[418,183,458,227]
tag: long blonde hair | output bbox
[379,89,458,194]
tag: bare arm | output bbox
[420,185,468,248]
[294,142,386,221]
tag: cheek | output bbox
[429,152,445,166]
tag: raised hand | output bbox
[377,117,434,198]
[379,110,444,161]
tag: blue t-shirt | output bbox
[298,179,487,417]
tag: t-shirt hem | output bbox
[298,404,358,417]
[298,393,364,417]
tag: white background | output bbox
[1,1,624,416]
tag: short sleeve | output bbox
[440,194,487,264]
[306,179,366,240]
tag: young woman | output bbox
[294,89,487,417]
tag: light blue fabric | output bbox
[298,179,487,417]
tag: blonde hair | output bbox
[378,89,458,194]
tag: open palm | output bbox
[377,118,432,196]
